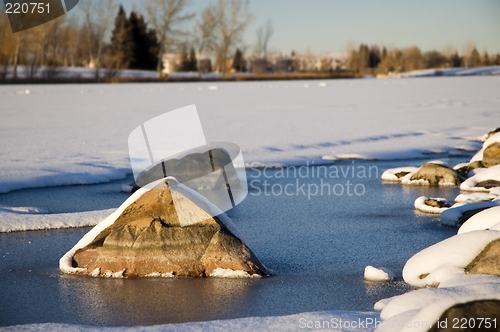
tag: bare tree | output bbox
[81,0,116,79]
[208,0,252,75]
[145,0,193,77]
[193,7,217,77]
[256,19,273,57]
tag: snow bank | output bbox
[0,310,380,332]
[440,200,500,227]
[364,266,395,282]
[402,230,500,288]
[375,279,500,332]
[399,65,500,78]
[0,208,113,233]
[460,164,500,192]
[457,206,500,234]
[381,167,418,182]
[454,192,497,204]
[414,196,449,214]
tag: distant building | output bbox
[241,53,348,74]
[162,53,212,75]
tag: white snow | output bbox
[399,65,500,78]
[458,205,500,234]
[414,196,449,214]
[381,167,418,182]
[209,268,261,278]
[402,230,500,288]
[364,266,395,281]
[0,310,381,332]
[454,192,498,204]
[460,164,500,192]
[0,208,113,233]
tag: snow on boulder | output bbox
[402,230,500,288]
[375,280,500,332]
[440,200,500,227]
[401,162,461,186]
[454,192,497,204]
[414,196,451,214]
[364,265,395,282]
[460,164,500,192]
[470,132,500,165]
[381,167,418,182]
[465,238,500,276]
[458,206,500,234]
[60,178,267,278]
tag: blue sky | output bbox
[75,0,500,55]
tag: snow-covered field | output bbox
[1,76,500,331]
[1,76,498,195]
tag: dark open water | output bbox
[0,157,468,327]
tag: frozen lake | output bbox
[0,158,466,327]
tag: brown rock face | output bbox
[73,180,267,277]
[466,239,500,276]
[428,300,500,332]
[483,142,500,168]
[410,163,462,186]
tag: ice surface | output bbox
[402,230,500,288]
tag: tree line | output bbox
[347,43,500,74]
[0,0,252,79]
[1,0,499,80]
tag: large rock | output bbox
[406,163,462,186]
[483,142,500,168]
[72,179,267,278]
[466,239,500,276]
[428,300,500,332]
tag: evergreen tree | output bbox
[232,48,245,72]
[110,6,133,69]
[188,47,198,71]
[358,44,370,70]
[482,51,491,66]
[450,51,462,67]
[468,48,482,67]
[368,46,381,69]
[179,46,190,71]
[128,11,159,70]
